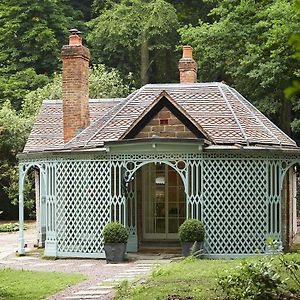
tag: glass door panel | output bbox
[143,163,186,240]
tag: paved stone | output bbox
[65,296,105,299]
[74,290,110,295]
[87,286,113,290]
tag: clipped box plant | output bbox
[178,219,205,257]
[102,222,129,263]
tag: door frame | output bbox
[142,163,185,240]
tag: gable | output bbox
[136,107,196,139]
[123,95,207,140]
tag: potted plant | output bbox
[178,219,205,257]
[102,222,129,263]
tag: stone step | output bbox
[65,295,105,299]
[74,290,110,295]
[87,286,113,290]
[114,274,137,279]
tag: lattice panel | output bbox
[56,160,110,254]
[203,159,268,255]
[19,150,300,258]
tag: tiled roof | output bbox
[23,99,122,152]
[23,83,297,153]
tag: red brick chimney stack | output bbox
[178,45,197,83]
[61,29,90,143]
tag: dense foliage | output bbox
[0,0,299,218]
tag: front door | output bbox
[143,163,186,240]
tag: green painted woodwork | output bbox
[18,147,300,258]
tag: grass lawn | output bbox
[0,268,87,300]
[115,253,300,300]
[0,223,28,232]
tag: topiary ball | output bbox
[102,222,129,243]
[178,219,205,242]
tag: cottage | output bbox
[18,30,299,258]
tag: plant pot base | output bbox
[104,243,127,263]
[181,241,202,257]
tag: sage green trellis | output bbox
[18,148,298,258]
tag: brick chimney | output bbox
[178,45,197,83]
[61,29,90,143]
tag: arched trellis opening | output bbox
[116,160,188,252]
[18,162,46,254]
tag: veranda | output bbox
[18,141,298,259]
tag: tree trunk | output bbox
[140,32,149,85]
[280,98,292,136]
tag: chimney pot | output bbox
[68,29,82,45]
[182,45,193,59]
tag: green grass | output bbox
[115,253,300,300]
[0,268,87,300]
[0,223,28,232]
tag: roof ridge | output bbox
[218,84,249,146]
[229,87,296,146]
[83,87,144,147]
[227,87,281,146]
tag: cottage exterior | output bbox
[19,31,299,259]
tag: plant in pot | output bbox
[102,222,129,263]
[178,219,205,257]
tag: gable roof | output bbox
[121,92,208,140]
[23,82,297,153]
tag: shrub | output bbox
[178,219,205,242]
[102,222,129,243]
[218,259,286,300]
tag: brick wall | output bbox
[178,45,197,83]
[61,37,90,143]
[136,107,196,139]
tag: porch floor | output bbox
[137,240,181,255]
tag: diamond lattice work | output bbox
[19,150,298,258]
[202,159,267,255]
[56,160,110,255]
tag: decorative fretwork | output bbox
[18,150,300,258]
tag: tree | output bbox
[285,0,300,134]
[0,0,84,109]
[180,0,300,137]
[167,0,213,25]
[87,0,180,86]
